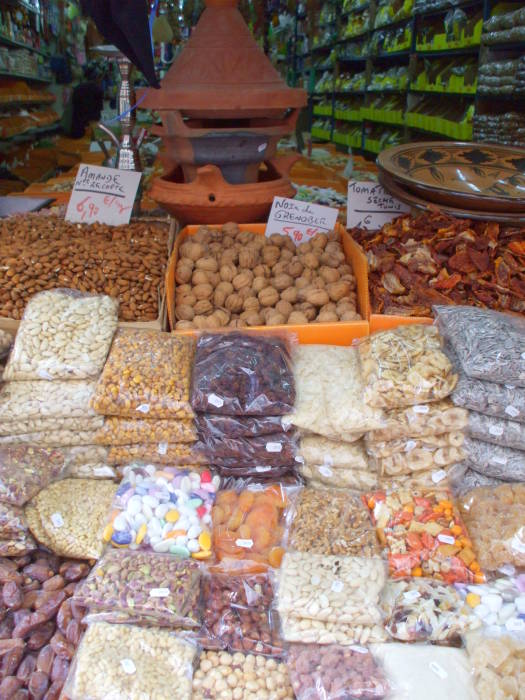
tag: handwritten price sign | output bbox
[347,181,410,230]
[265,197,339,243]
[66,164,142,226]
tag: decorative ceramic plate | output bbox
[378,172,525,224]
[378,142,525,212]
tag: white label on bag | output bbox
[506,405,520,418]
[265,196,339,242]
[349,645,368,654]
[149,588,170,598]
[491,456,507,465]
[331,580,344,593]
[413,405,429,414]
[521,352,525,360]
[311,575,321,585]
[94,466,115,477]
[511,535,525,554]
[158,442,168,455]
[323,454,334,467]
[137,403,150,414]
[432,470,447,484]
[506,618,525,632]
[405,440,417,452]
[266,442,283,453]
[258,143,268,153]
[347,181,410,229]
[505,385,516,390]
[429,662,448,680]
[208,393,224,408]
[236,539,253,549]
[120,658,136,675]
[255,466,272,473]
[403,590,421,603]
[437,534,455,545]
[499,564,516,576]
[489,425,504,437]
[51,512,64,528]
[319,466,333,478]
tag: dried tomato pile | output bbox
[351,211,525,316]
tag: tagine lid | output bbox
[140,0,306,111]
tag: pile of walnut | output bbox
[174,223,361,329]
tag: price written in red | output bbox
[75,195,132,223]
[283,226,322,243]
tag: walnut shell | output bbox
[208,242,222,256]
[238,247,259,269]
[177,293,197,308]
[319,266,340,283]
[194,314,219,330]
[196,256,219,273]
[220,264,237,283]
[221,249,238,266]
[287,260,304,278]
[272,261,289,277]
[192,270,209,286]
[339,309,360,321]
[222,221,239,237]
[213,289,227,308]
[311,277,326,290]
[316,309,339,323]
[297,302,316,321]
[280,287,298,304]
[275,299,293,319]
[175,320,195,330]
[238,286,255,301]
[225,293,243,313]
[228,318,247,328]
[311,233,328,250]
[243,296,260,312]
[258,286,280,308]
[272,273,293,292]
[194,226,211,243]
[262,245,280,266]
[302,252,320,270]
[216,281,234,296]
[252,277,269,294]
[232,271,253,291]
[176,284,192,297]
[305,288,330,307]
[268,233,287,248]
[327,280,352,302]
[207,271,220,287]
[280,248,294,262]
[295,277,310,291]
[194,299,213,315]
[297,241,312,255]
[175,304,194,321]
[213,309,231,326]
[288,311,308,325]
[193,283,213,300]
[237,230,256,246]
[175,263,193,285]
[253,264,271,278]
[321,250,345,267]
[180,240,206,261]
[265,311,286,326]
[240,311,263,326]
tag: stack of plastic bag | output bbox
[358,324,464,489]
[435,306,525,496]
[0,289,118,480]
[191,332,298,479]
[284,344,383,490]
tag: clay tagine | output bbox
[139,0,305,221]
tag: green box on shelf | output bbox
[314,106,333,117]
[349,133,362,148]
[311,127,331,141]
[364,138,381,154]
[333,132,348,146]
[335,109,362,122]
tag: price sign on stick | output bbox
[66,164,142,226]
[265,196,339,243]
[347,181,410,230]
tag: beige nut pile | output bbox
[174,223,360,329]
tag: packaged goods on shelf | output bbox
[374,0,414,29]
[466,631,525,700]
[483,6,525,44]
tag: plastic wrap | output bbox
[196,432,298,471]
[104,465,217,559]
[0,379,97,422]
[299,464,379,491]
[462,436,525,481]
[364,487,483,583]
[27,478,117,560]
[0,501,29,539]
[465,630,525,700]
[357,324,457,409]
[95,416,197,445]
[289,488,380,557]
[456,574,525,638]
[370,643,478,700]
[107,443,205,466]
[277,612,387,646]
[381,579,481,643]
[370,441,465,477]
[367,399,468,443]
[191,332,295,416]
[196,414,289,439]
[0,530,37,555]
[379,463,457,491]
[451,369,525,423]
[0,415,103,437]
[435,305,525,387]
[287,644,389,700]
[62,622,196,700]
[0,445,66,506]
[284,345,384,440]
[60,445,116,479]
[0,428,97,447]
[200,573,283,657]
[91,329,195,419]
[448,462,506,498]
[212,482,298,571]
[73,550,201,628]
[298,435,369,471]
[3,289,118,381]
[367,431,464,458]
[459,483,525,571]
[193,651,294,699]
[467,411,525,451]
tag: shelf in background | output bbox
[482,41,525,51]
[0,123,60,143]
[372,15,413,33]
[0,70,52,83]
[410,88,476,97]
[341,4,370,18]
[416,45,480,56]
[414,0,482,19]
[368,86,407,93]
[371,49,411,59]
[0,34,49,57]
[338,54,369,62]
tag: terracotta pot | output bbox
[149,156,299,224]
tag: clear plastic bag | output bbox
[200,573,283,657]
[73,550,202,628]
[366,431,464,459]
[275,552,386,626]
[287,643,389,700]
[364,487,484,583]
[191,332,296,416]
[0,445,66,506]
[462,436,525,481]
[379,463,457,491]
[278,611,387,646]
[298,435,369,471]
[465,630,525,700]
[299,464,379,491]
[27,478,118,560]
[435,305,525,387]
[448,462,506,498]
[456,574,525,639]
[91,329,195,419]
[0,415,103,437]
[370,442,465,477]
[459,483,525,571]
[105,464,217,559]
[357,324,457,409]
[289,488,380,558]
[0,428,98,446]
[371,643,478,700]
[107,443,204,466]
[3,289,118,381]
[0,379,98,422]
[212,481,298,572]
[367,399,468,443]
[95,417,197,445]
[381,579,481,643]
[62,621,196,700]
[451,368,525,424]
[0,502,29,539]
[60,445,115,479]
[195,432,298,470]
[196,414,289,440]
[0,531,36,556]
[284,345,383,440]
[467,411,525,451]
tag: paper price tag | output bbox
[331,580,344,593]
[149,588,170,598]
[236,539,253,549]
[265,196,339,243]
[412,405,429,414]
[347,181,410,229]
[432,470,447,484]
[120,658,136,675]
[506,405,520,418]
[437,534,455,545]
[158,442,168,456]
[489,425,504,437]
[266,442,283,453]
[319,465,333,478]
[403,590,421,603]
[429,662,448,680]
[208,394,224,408]
[136,404,150,414]
[66,164,141,226]
[51,512,64,528]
